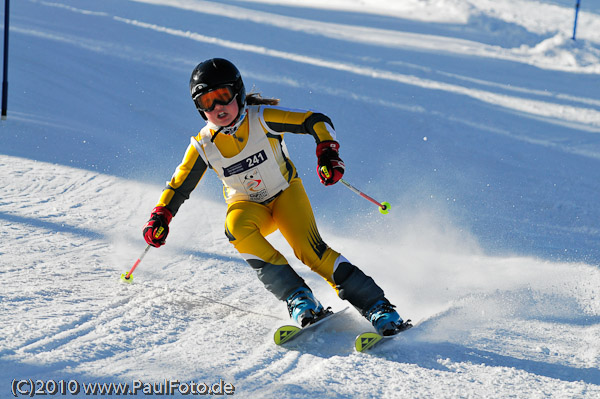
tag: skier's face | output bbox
[205,98,239,127]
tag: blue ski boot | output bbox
[365,299,412,336]
[286,287,325,327]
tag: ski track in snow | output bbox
[2,156,600,397]
[19,0,600,157]
[2,0,600,397]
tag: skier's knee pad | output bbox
[246,259,307,300]
[333,262,384,314]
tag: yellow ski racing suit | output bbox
[153,105,385,310]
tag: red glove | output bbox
[316,141,345,186]
[143,206,173,247]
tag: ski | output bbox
[274,307,349,345]
[354,321,413,352]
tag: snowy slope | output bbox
[2,0,600,398]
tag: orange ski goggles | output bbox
[193,86,236,112]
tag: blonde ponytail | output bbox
[246,92,280,106]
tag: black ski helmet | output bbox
[189,58,246,121]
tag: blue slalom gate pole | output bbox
[2,0,9,120]
[572,0,581,40]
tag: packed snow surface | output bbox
[2,0,600,398]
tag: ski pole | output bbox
[321,166,390,214]
[120,244,151,283]
[339,178,390,214]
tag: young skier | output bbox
[143,58,411,336]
